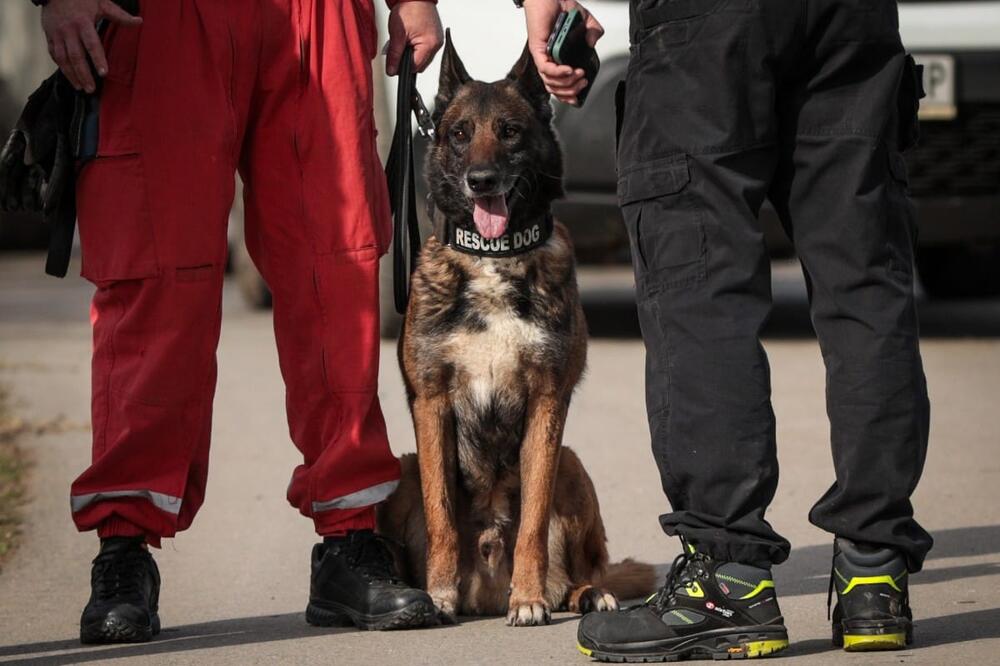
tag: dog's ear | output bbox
[434,29,471,121]
[507,43,552,121]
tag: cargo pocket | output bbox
[314,246,380,392]
[77,154,158,284]
[896,54,925,152]
[618,154,706,298]
[77,19,156,285]
[98,20,142,155]
[614,80,626,156]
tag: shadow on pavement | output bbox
[1,524,996,663]
[0,612,507,664]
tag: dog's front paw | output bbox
[579,587,619,614]
[506,595,551,627]
[428,586,459,625]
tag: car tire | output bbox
[917,243,1000,299]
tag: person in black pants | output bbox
[521,0,931,659]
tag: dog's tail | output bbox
[599,558,659,602]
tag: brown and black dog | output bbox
[377,34,655,627]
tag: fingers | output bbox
[386,2,442,75]
[385,38,406,76]
[64,35,96,93]
[99,0,143,26]
[546,69,586,92]
[387,37,442,75]
[584,13,605,48]
[548,75,589,106]
[534,53,577,85]
[49,39,81,90]
[79,23,109,77]
[412,43,432,73]
[412,38,443,73]
[542,75,587,104]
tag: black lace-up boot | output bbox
[306,530,436,631]
[80,537,161,644]
[577,546,788,662]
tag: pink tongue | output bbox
[472,196,509,240]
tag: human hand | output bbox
[41,0,142,94]
[386,1,444,76]
[523,0,603,105]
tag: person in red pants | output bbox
[35,0,443,643]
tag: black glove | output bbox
[0,71,87,277]
[0,72,77,215]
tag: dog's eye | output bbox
[501,125,521,140]
[452,127,469,142]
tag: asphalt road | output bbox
[1,252,999,665]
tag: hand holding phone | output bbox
[545,9,601,107]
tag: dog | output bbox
[376,33,656,627]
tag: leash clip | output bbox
[412,90,436,141]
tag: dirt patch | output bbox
[0,385,29,568]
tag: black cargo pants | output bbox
[618,0,932,571]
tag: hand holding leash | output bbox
[385,1,443,76]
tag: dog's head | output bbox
[427,31,564,240]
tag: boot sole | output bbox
[306,599,436,631]
[578,627,789,662]
[833,619,913,652]
[80,612,161,644]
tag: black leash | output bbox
[385,45,435,315]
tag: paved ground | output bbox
[0,252,998,665]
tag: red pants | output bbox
[70,0,400,545]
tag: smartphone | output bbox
[545,9,600,107]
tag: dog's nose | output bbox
[466,168,500,194]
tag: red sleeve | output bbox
[386,0,437,7]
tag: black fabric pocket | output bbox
[897,54,925,152]
[619,154,706,296]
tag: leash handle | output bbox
[386,45,422,316]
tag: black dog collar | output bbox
[444,215,554,258]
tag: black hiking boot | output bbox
[577,546,788,662]
[830,537,913,651]
[80,536,161,644]
[305,530,436,631]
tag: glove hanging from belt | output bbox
[0,70,91,278]
[0,0,138,278]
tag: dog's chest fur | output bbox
[403,227,581,493]
[446,260,550,394]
